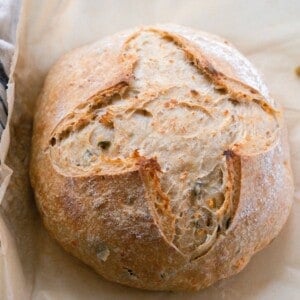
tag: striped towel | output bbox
[0,44,11,138]
[0,0,20,140]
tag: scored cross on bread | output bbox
[30,25,293,291]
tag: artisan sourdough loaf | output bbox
[30,24,293,291]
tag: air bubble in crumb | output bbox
[93,197,107,209]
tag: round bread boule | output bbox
[30,24,293,291]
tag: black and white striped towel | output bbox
[0,43,11,138]
[0,0,20,140]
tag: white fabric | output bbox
[0,0,20,139]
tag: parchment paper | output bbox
[0,1,299,299]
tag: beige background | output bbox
[0,0,299,299]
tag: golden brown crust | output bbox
[30,25,293,291]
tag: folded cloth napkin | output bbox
[0,0,20,140]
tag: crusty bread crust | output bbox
[30,25,293,291]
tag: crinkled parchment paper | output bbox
[0,0,299,299]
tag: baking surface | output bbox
[0,0,299,299]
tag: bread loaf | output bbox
[30,24,293,291]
